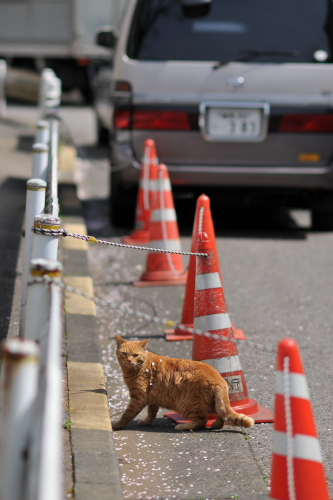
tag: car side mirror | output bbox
[96,27,117,49]
[182,0,212,17]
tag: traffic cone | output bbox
[123,139,158,244]
[134,164,187,286]
[166,194,246,341]
[166,232,273,426]
[270,338,330,500]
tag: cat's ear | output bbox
[116,335,125,346]
[140,338,150,350]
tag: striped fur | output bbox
[113,336,254,431]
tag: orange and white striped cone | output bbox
[270,338,330,500]
[123,139,158,244]
[134,164,187,286]
[166,194,246,341]
[166,232,273,425]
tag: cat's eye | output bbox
[120,351,127,357]
[132,354,139,358]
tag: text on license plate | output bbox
[207,108,262,139]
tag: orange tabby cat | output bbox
[113,335,254,431]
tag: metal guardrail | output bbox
[0,68,63,500]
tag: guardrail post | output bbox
[20,179,47,337]
[31,213,60,262]
[0,58,7,119]
[45,115,60,216]
[24,259,63,500]
[35,120,50,144]
[39,68,61,118]
[36,264,62,500]
[32,143,49,181]
[0,339,40,500]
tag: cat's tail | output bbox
[214,386,254,429]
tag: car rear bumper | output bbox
[112,143,333,190]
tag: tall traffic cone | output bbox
[166,232,273,426]
[134,164,187,286]
[270,338,330,500]
[123,139,158,244]
[166,194,246,341]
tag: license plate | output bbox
[200,102,269,142]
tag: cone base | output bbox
[165,399,274,426]
[165,330,193,341]
[134,271,187,287]
[165,323,246,341]
[232,323,247,340]
[122,232,150,245]
[231,398,274,423]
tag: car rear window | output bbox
[127,0,332,63]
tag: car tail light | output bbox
[114,110,131,129]
[114,109,196,131]
[132,110,192,130]
[279,114,333,132]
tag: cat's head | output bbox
[115,335,150,371]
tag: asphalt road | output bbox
[2,104,332,499]
[66,108,333,498]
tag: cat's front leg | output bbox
[112,398,146,430]
[138,404,159,426]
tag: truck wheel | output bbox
[311,209,333,231]
[97,120,109,145]
[110,171,137,228]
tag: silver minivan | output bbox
[96,0,333,228]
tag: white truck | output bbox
[0,0,127,102]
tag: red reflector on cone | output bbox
[270,338,330,500]
[123,139,158,245]
[134,164,187,286]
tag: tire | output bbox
[311,209,333,231]
[110,171,137,228]
[97,121,109,145]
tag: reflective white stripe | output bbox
[149,239,182,251]
[151,209,177,222]
[150,178,171,191]
[275,371,310,400]
[204,355,242,373]
[194,313,232,332]
[196,272,222,291]
[141,178,150,190]
[272,431,323,462]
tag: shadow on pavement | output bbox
[81,196,310,241]
[0,177,26,343]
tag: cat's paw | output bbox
[137,419,152,426]
[112,421,125,430]
[211,417,224,429]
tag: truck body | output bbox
[0,0,127,100]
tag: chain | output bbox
[31,226,209,258]
[29,275,277,354]
[283,356,296,500]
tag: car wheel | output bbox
[110,171,137,227]
[311,209,333,231]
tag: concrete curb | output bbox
[61,216,123,500]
